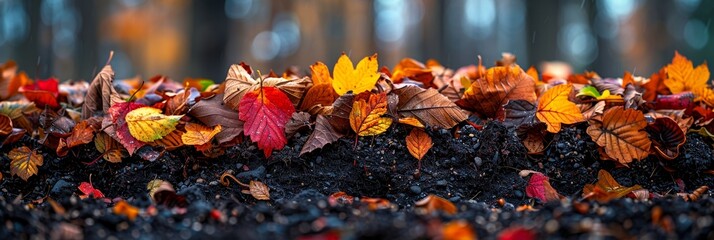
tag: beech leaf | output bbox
[586,107,651,165]
[394,86,467,129]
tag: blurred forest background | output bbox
[0,0,712,82]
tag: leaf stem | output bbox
[219,172,249,188]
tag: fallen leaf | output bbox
[0,114,12,135]
[653,92,694,110]
[590,78,623,96]
[623,83,644,109]
[580,101,606,121]
[310,61,332,85]
[524,172,562,202]
[406,128,432,161]
[664,51,709,94]
[498,227,536,240]
[360,197,393,211]
[397,117,425,128]
[126,107,183,142]
[536,84,585,133]
[188,94,244,144]
[164,87,201,115]
[94,132,124,163]
[78,182,105,199]
[82,54,123,119]
[516,123,548,154]
[239,86,295,157]
[441,220,477,240]
[646,109,693,132]
[0,60,25,100]
[8,146,43,181]
[113,201,139,221]
[458,66,536,119]
[646,117,686,160]
[0,101,39,132]
[576,85,623,101]
[587,106,651,165]
[350,92,393,136]
[394,86,467,129]
[390,58,434,86]
[332,53,379,95]
[243,180,270,200]
[415,194,457,215]
[147,180,189,209]
[223,63,309,109]
[328,192,355,206]
[300,115,345,155]
[642,67,670,102]
[107,102,147,155]
[583,170,642,203]
[0,128,26,148]
[183,78,215,91]
[182,123,221,146]
[57,119,97,156]
[285,112,312,138]
[20,78,60,108]
[150,129,185,151]
[503,99,537,126]
[299,83,338,111]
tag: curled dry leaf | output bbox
[8,146,43,181]
[646,109,693,132]
[239,86,295,157]
[223,63,309,109]
[147,179,188,209]
[586,107,651,165]
[332,53,380,95]
[390,58,434,86]
[646,117,686,160]
[126,107,183,142]
[164,87,200,115]
[536,84,585,133]
[583,170,642,203]
[349,92,392,136]
[188,94,243,145]
[57,119,97,156]
[457,66,536,119]
[82,54,123,119]
[579,101,606,121]
[414,194,457,215]
[394,86,467,129]
[181,123,222,146]
[0,101,39,132]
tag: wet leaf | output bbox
[8,146,43,181]
[664,51,709,94]
[415,194,457,215]
[458,66,536,119]
[126,107,183,142]
[300,115,344,155]
[406,128,432,161]
[113,201,139,221]
[239,86,295,157]
[587,107,651,165]
[524,172,562,202]
[78,182,105,199]
[646,117,686,160]
[583,170,642,203]
[182,123,221,146]
[536,84,585,133]
[349,92,392,136]
[394,86,467,129]
[332,53,379,95]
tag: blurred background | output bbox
[0,0,712,81]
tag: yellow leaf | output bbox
[349,92,392,136]
[125,107,183,142]
[182,123,222,145]
[310,61,332,85]
[664,51,709,94]
[333,53,379,95]
[8,146,43,181]
[398,117,425,128]
[536,84,585,133]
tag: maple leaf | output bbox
[524,172,562,202]
[457,66,536,119]
[349,92,393,136]
[223,63,309,109]
[239,86,295,158]
[182,123,222,146]
[586,106,651,165]
[107,102,147,155]
[125,107,183,143]
[583,170,642,203]
[332,53,379,95]
[414,194,457,215]
[536,84,585,133]
[78,182,105,199]
[664,51,709,94]
[8,146,43,181]
[646,117,686,160]
[394,86,467,129]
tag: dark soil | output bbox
[1,121,713,239]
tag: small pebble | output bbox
[410,185,422,194]
[209,181,218,186]
[196,178,205,184]
[474,157,483,166]
[436,180,448,186]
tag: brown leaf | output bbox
[0,128,26,148]
[151,129,186,151]
[590,78,623,96]
[223,64,309,109]
[57,119,98,156]
[586,107,651,165]
[646,117,686,160]
[164,87,200,115]
[0,60,26,100]
[9,146,43,181]
[457,66,536,119]
[414,194,457,215]
[503,100,537,126]
[285,112,312,139]
[299,83,338,111]
[300,115,344,155]
[0,114,12,136]
[516,123,548,154]
[394,86,467,129]
[623,83,644,109]
[246,180,270,200]
[82,53,123,119]
[642,67,670,102]
[579,101,606,121]
[583,170,642,203]
[189,94,244,144]
[645,110,693,133]
[95,132,124,163]
[406,128,432,161]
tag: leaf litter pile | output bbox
[1,51,713,239]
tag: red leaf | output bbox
[498,227,536,240]
[108,102,147,155]
[653,92,694,110]
[78,182,105,199]
[21,78,60,108]
[525,172,562,202]
[239,86,295,158]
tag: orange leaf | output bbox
[586,107,651,165]
[391,58,434,86]
[239,86,295,158]
[245,180,270,200]
[406,128,432,161]
[664,51,709,94]
[299,84,338,111]
[310,61,333,86]
[8,146,43,181]
[536,84,585,133]
[182,123,222,146]
[349,92,392,136]
[0,114,13,136]
[458,66,536,119]
[113,201,139,221]
[397,117,425,128]
[583,170,642,203]
[642,67,670,102]
[415,194,457,215]
[442,221,477,240]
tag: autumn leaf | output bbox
[20,77,60,109]
[390,58,434,86]
[242,180,270,201]
[332,53,379,95]
[223,63,309,109]
[299,83,338,111]
[458,66,536,119]
[349,92,393,136]
[182,123,222,146]
[284,112,312,139]
[0,101,39,132]
[0,60,27,100]
[406,128,432,161]
[57,119,98,157]
[586,107,651,165]
[397,117,425,128]
[524,172,562,202]
[664,51,709,94]
[642,67,670,102]
[125,107,183,142]
[310,61,332,85]
[394,86,467,129]
[94,132,124,163]
[82,52,123,119]
[414,194,457,215]
[113,201,139,221]
[164,87,201,115]
[503,100,537,126]
[299,115,345,155]
[646,117,686,160]
[577,85,623,101]
[78,182,105,199]
[583,170,642,203]
[442,221,477,240]
[150,129,185,151]
[536,84,585,133]
[0,114,12,136]
[8,146,43,181]
[188,94,244,145]
[239,86,295,158]
[516,123,548,154]
[107,102,146,155]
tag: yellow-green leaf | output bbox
[333,53,379,95]
[125,107,183,142]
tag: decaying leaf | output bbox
[82,53,123,119]
[524,172,562,202]
[332,53,380,95]
[349,92,392,136]
[8,146,43,181]
[239,86,295,157]
[394,86,467,129]
[457,66,536,119]
[583,170,642,203]
[414,194,457,215]
[587,107,651,165]
[182,123,222,146]
[646,117,686,160]
[536,84,585,133]
[126,107,183,142]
